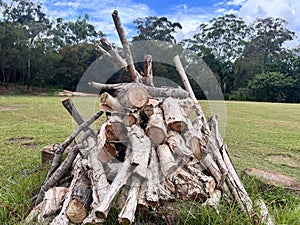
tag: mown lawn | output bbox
[0,95,299,224]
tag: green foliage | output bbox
[133,16,182,43]
[184,14,250,94]
[248,72,297,102]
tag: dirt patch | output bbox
[0,104,29,112]
[6,137,34,143]
[266,154,299,169]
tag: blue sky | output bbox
[32,0,299,47]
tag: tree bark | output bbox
[143,54,154,86]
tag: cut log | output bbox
[123,112,139,127]
[244,168,300,192]
[50,158,83,225]
[41,144,55,168]
[117,85,148,109]
[128,125,152,178]
[99,92,124,112]
[157,144,178,177]
[146,106,167,145]
[162,97,188,132]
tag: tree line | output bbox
[1,0,300,102]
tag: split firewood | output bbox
[167,130,193,159]
[184,119,205,160]
[162,97,188,132]
[89,81,189,99]
[145,147,160,208]
[157,144,178,177]
[143,54,154,86]
[83,146,110,225]
[146,105,167,145]
[97,122,117,163]
[94,156,133,219]
[166,167,211,201]
[41,187,69,219]
[117,84,148,109]
[118,177,141,224]
[128,125,152,178]
[105,114,127,142]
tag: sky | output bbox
[32,0,300,47]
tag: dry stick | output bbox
[111,10,142,82]
[89,81,189,99]
[62,98,96,137]
[60,109,104,150]
[100,37,128,70]
[143,54,154,86]
[35,110,104,205]
[173,55,210,133]
[94,43,115,61]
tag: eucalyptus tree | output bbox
[235,17,296,90]
[133,16,182,43]
[0,0,51,88]
[185,14,250,94]
[50,14,104,47]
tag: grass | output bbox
[0,96,299,224]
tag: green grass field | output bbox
[0,95,299,224]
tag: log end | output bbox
[146,127,166,145]
[66,199,87,224]
[169,121,187,132]
[127,86,148,108]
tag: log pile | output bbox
[25,10,273,225]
